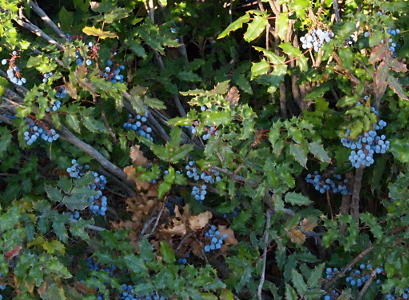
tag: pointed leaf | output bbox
[387,76,409,100]
[285,192,312,206]
[45,185,63,202]
[276,13,288,40]
[285,283,297,300]
[66,114,81,133]
[291,268,307,295]
[217,15,251,39]
[308,142,331,162]
[251,59,270,79]
[307,263,325,288]
[244,15,268,42]
[290,144,307,167]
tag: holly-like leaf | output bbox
[285,192,312,206]
[82,26,117,39]
[276,13,288,40]
[290,144,307,168]
[387,76,409,100]
[244,15,268,42]
[287,228,306,245]
[308,142,331,162]
[291,268,308,295]
[217,14,251,39]
[251,59,270,79]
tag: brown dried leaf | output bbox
[124,166,151,191]
[226,86,240,106]
[300,218,317,232]
[188,211,212,230]
[130,145,149,167]
[287,228,306,245]
[218,225,238,246]
[160,223,187,235]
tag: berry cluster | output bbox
[46,100,62,112]
[86,257,116,277]
[305,171,349,195]
[186,161,221,203]
[300,29,334,52]
[103,59,126,83]
[342,125,389,169]
[42,72,53,83]
[177,253,190,264]
[55,86,68,98]
[67,160,108,216]
[204,225,227,252]
[75,49,91,66]
[123,113,153,141]
[24,122,60,145]
[344,264,374,287]
[387,28,401,55]
[120,285,166,300]
[202,126,218,141]
[2,51,27,86]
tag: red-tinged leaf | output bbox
[387,76,409,100]
[5,245,22,260]
[387,58,408,73]
[374,61,388,92]
[369,44,389,64]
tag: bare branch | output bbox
[29,0,66,39]
[258,209,272,300]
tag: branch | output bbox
[258,209,272,300]
[322,245,374,290]
[69,218,106,232]
[356,268,378,300]
[15,7,65,51]
[29,0,66,39]
[58,125,131,184]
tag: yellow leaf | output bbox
[287,228,306,245]
[82,26,117,39]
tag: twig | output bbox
[258,209,272,300]
[148,202,166,236]
[95,168,136,198]
[15,7,65,51]
[208,164,259,188]
[29,0,66,39]
[58,125,131,183]
[176,231,195,251]
[356,268,378,300]
[69,218,106,232]
[322,245,374,290]
[333,0,341,23]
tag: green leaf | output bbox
[82,116,106,132]
[45,185,63,202]
[289,144,307,168]
[338,47,354,70]
[66,114,81,133]
[217,14,251,39]
[276,13,288,40]
[337,95,360,107]
[177,71,202,82]
[251,59,270,79]
[308,142,331,162]
[158,182,171,199]
[129,40,147,58]
[169,144,194,163]
[307,263,325,288]
[123,254,148,274]
[62,187,98,211]
[159,241,176,263]
[304,82,331,100]
[291,268,307,295]
[285,283,298,300]
[244,15,268,42]
[0,127,12,157]
[52,219,69,242]
[387,76,409,100]
[204,111,231,125]
[285,192,312,206]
